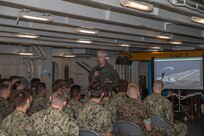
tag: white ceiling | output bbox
[0,0,204,52]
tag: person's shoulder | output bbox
[30,108,47,119]
[105,63,114,69]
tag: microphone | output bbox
[161,72,165,80]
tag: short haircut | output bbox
[70,85,81,99]
[89,81,103,98]
[102,83,112,98]
[0,82,10,95]
[52,79,66,92]
[13,89,32,107]
[9,76,19,82]
[65,78,74,87]
[18,76,30,89]
[153,80,164,92]
[30,78,41,89]
[127,83,140,98]
[97,50,106,57]
[118,79,128,93]
[35,82,46,95]
[52,88,68,105]
[11,80,22,90]
[0,78,10,84]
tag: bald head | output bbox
[153,80,164,93]
[127,84,140,100]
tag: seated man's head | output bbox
[35,82,46,97]
[70,85,81,101]
[9,76,19,86]
[51,88,68,110]
[127,83,140,100]
[102,83,112,101]
[30,78,41,90]
[52,79,70,96]
[89,81,104,103]
[13,89,32,112]
[0,81,11,99]
[153,80,164,93]
[117,79,128,94]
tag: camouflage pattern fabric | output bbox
[27,96,50,116]
[117,98,166,136]
[113,93,127,107]
[64,104,74,119]
[0,97,14,119]
[144,92,187,136]
[69,99,83,119]
[89,62,120,84]
[1,110,32,136]
[0,114,3,126]
[0,129,9,136]
[101,98,117,124]
[78,100,113,136]
[30,107,78,136]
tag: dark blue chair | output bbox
[79,130,99,136]
[114,121,144,136]
[150,116,168,129]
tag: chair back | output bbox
[114,121,144,136]
[79,130,99,136]
[150,116,168,129]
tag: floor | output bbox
[187,117,204,136]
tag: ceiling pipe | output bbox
[147,0,204,17]
[168,0,204,14]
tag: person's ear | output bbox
[63,101,67,107]
[100,92,105,99]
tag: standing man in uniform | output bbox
[89,50,120,85]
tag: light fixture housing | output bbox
[15,33,39,39]
[18,51,34,56]
[76,28,99,35]
[63,54,76,58]
[169,41,183,45]
[76,39,93,44]
[19,14,53,22]
[120,44,131,47]
[120,0,153,12]
[155,33,171,40]
[191,16,204,24]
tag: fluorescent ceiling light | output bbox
[120,44,131,47]
[76,28,99,35]
[155,34,171,40]
[20,14,53,22]
[169,41,183,45]
[191,16,204,24]
[106,57,110,60]
[151,47,161,49]
[64,54,76,58]
[120,0,153,12]
[15,33,39,39]
[18,52,34,56]
[76,39,93,44]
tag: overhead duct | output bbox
[168,0,204,14]
[146,0,204,17]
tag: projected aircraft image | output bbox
[154,58,203,90]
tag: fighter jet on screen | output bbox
[160,66,175,71]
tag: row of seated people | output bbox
[0,76,187,136]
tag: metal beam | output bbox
[0,36,126,51]
[0,0,203,38]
